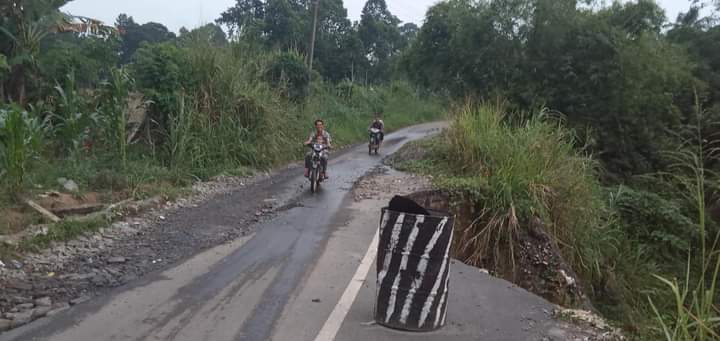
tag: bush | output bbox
[613,186,697,259]
[131,42,189,117]
[0,105,48,190]
[439,103,609,273]
[50,73,99,157]
[265,51,310,102]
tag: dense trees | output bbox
[402,0,718,176]
[115,15,175,64]
[217,0,407,83]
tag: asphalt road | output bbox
[1,122,590,341]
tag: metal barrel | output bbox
[374,207,455,332]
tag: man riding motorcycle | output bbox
[369,112,385,144]
[304,119,332,179]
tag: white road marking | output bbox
[314,230,380,341]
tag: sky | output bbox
[61,0,700,33]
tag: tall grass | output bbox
[163,38,443,174]
[438,101,609,277]
[648,100,720,341]
[100,67,134,169]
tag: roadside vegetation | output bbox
[0,1,441,246]
[392,0,720,339]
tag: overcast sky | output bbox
[62,0,699,33]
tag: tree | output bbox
[217,0,266,38]
[602,0,666,38]
[263,0,307,49]
[397,23,419,50]
[404,0,697,175]
[358,0,401,83]
[116,14,176,64]
[178,24,228,47]
[0,0,71,103]
[39,33,120,87]
[311,0,363,81]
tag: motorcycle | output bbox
[307,143,328,193]
[369,128,381,155]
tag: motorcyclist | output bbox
[304,119,332,179]
[369,112,385,144]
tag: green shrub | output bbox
[265,51,310,102]
[613,186,698,259]
[0,105,48,190]
[51,73,99,157]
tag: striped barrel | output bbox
[374,208,454,332]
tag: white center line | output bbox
[314,230,379,341]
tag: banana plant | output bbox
[0,21,48,104]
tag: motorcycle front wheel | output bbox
[310,167,319,193]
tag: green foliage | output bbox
[178,24,228,47]
[131,41,188,117]
[116,14,175,64]
[266,51,310,101]
[100,67,134,168]
[358,0,401,83]
[648,113,720,340]
[217,0,404,84]
[0,105,48,190]
[39,34,120,86]
[437,103,609,274]
[613,186,697,258]
[51,73,99,157]
[403,0,698,176]
[0,53,8,74]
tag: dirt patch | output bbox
[0,208,35,236]
[34,192,104,217]
[352,166,432,202]
[383,139,431,167]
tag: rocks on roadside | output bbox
[57,178,80,193]
[70,296,90,306]
[15,303,34,311]
[0,319,11,332]
[107,257,127,264]
[34,297,52,307]
[10,260,23,270]
[46,302,71,317]
[32,306,52,319]
[4,311,33,327]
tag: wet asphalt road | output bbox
[1,123,446,341]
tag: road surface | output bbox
[1,122,590,341]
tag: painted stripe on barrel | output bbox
[397,215,425,324]
[377,213,405,287]
[418,217,450,328]
[434,227,454,327]
[384,214,421,323]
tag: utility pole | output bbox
[308,0,320,71]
